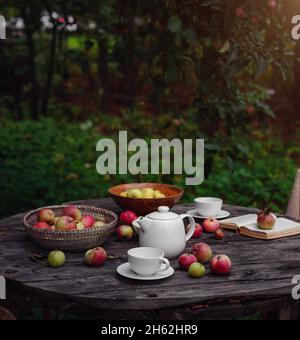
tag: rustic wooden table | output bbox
[0,198,300,320]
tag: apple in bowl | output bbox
[109,183,184,216]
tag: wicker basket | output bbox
[24,205,118,252]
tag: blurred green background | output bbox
[1,0,300,218]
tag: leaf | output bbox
[226,156,235,172]
[237,143,249,154]
[257,103,276,118]
[219,40,231,54]
[183,29,198,46]
[28,251,48,265]
[168,16,182,33]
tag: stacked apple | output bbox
[116,210,137,241]
[34,206,106,232]
[179,243,232,278]
[120,187,166,199]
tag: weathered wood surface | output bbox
[0,198,300,317]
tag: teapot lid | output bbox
[147,206,179,220]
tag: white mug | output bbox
[195,197,223,217]
[128,247,170,277]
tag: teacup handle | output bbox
[159,258,170,273]
[180,214,196,241]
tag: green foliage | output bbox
[0,1,297,218]
[0,118,296,218]
[0,0,292,132]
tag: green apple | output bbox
[48,250,66,268]
[120,191,128,197]
[127,188,144,199]
[188,262,206,278]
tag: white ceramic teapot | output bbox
[132,206,195,259]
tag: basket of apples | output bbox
[24,205,118,252]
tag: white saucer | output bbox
[117,263,174,281]
[186,209,231,220]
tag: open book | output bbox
[220,214,300,240]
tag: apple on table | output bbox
[203,218,220,233]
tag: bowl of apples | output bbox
[24,205,118,252]
[109,183,184,216]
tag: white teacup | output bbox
[128,247,170,277]
[195,197,223,217]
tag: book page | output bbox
[221,214,258,228]
[243,218,300,235]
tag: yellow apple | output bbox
[127,188,144,199]
[154,190,166,199]
[142,188,154,198]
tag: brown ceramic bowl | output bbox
[109,183,184,216]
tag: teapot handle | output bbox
[180,214,196,241]
[132,217,142,234]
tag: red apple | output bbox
[192,224,203,239]
[57,17,65,24]
[257,209,277,230]
[85,247,107,267]
[34,222,51,230]
[236,7,246,18]
[210,255,232,276]
[179,254,197,271]
[268,0,277,10]
[116,225,134,241]
[55,216,75,231]
[119,211,138,226]
[192,243,213,264]
[67,222,77,231]
[203,218,220,233]
[215,229,225,240]
[247,105,256,114]
[81,215,95,229]
[62,205,82,221]
[37,209,55,225]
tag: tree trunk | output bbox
[0,41,23,119]
[21,8,38,120]
[292,43,300,109]
[42,25,57,116]
[97,36,109,113]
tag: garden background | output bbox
[0,0,300,219]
